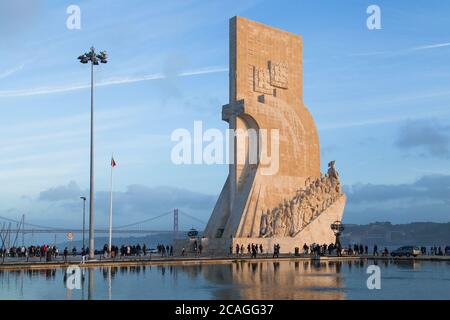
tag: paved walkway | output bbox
[0,253,449,270]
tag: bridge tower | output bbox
[173,208,179,239]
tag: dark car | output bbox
[187,228,198,238]
[391,246,421,257]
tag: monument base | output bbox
[174,195,346,255]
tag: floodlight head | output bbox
[330,221,344,236]
[78,48,108,65]
[97,51,108,64]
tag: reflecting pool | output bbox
[0,259,449,300]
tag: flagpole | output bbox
[108,154,114,256]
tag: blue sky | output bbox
[0,0,449,232]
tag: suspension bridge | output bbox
[0,209,207,242]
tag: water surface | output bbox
[0,259,449,300]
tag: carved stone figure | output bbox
[258,161,343,238]
[327,161,339,180]
[259,211,268,236]
[290,201,298,236]
[273,206,283,236]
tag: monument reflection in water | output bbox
[0,260,345,300]
[2,259,450,300]
[201,261,345,300]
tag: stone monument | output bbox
[180,16,346,254]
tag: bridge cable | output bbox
[113,210,173,229]
[178,210,207,225]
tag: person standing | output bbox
[63,247,68,263]
[303,243,308,255]
[273,244,280,258]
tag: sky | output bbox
[0,0,449,235]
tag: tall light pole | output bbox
[78,47,108,259]
[80,196,86,251]
[331,221,345,256]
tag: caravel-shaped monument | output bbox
[187,16,346,254]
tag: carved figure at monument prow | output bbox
[259,161,343,238]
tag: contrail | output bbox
[349,41,450,57]
[411,42,450,51]
[0,63,25,80]
[0,66,228,98]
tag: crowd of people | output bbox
[229,243,272,258]
[156,244,174,257]
[1,245,60,260]
[180,240,203,256]
[226,242,450,258]
[304,243,396,257]
[421,246,449,256]
[0,242,176,261]
[304,244,450,257]
[303,243,340,255]
[2,242,450,261]
[107,244,147,258]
